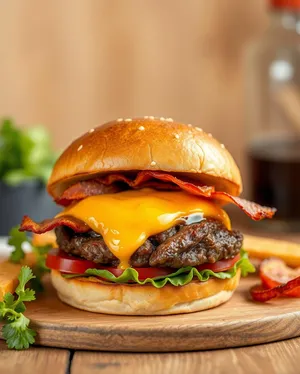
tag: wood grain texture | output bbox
[71,338,300,374]
[0,0,267,184]
[1,275,300,352]
[0,340,69,374]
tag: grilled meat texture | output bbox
[55,219,243,268]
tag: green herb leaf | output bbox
[1,266,36,350]
[30,244,51,292]
[16,266,36,294]
[32,244,52,272]
[8,226,27,263]
[0,118,23,179]
[0,118,57,186]
[15,302,26,314]
[68,250,255,288]
[3,293,14,308]
[2,314,36,350]
[17,289,36,303]
[8,226,51,291]
[3,169,35,186]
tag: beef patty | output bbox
[55,218,243,268]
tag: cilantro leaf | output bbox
[15,302,26,314]
[30,244,51,292]
[8,226,27,263]
[32,244,51,272]
[1,266,36,350]
[8,226,51,292]
[16,266,36,293]
[17,289,36,303]
[2,314,36,350]
[3,293,14,308]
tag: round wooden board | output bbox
[2,275,300,352]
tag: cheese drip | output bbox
[58,189,231,269]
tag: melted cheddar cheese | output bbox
[57,189,230,269]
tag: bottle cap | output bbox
[271,0,300,9]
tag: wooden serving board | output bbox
[2,275,300,352]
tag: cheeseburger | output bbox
[20,117,275,315]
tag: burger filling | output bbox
[21,188,255,287]
[55,219,243,268]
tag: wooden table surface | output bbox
[1,338,300,374]
[1,222,300,374]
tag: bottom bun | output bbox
[51,269,241,315]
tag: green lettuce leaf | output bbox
[64,250,254,289]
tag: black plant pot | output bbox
[0,180,60,236]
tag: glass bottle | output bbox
[246,0,300,231]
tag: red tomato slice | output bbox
[259,258,300,298]
[46,249,174,279]
[196,254,240,273]
[46,249,240,280]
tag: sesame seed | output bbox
[221,143,225,149]
[166,117,174,122]
[187,124,192,127]
[208,133,212,137]
[77,145,83,151]
[188,130,192,134]
[149,116,155,120]
[174,134,180,139]
[138,126,145,131]
[125,118,132,122]
[89,128,95,133]
[160,117,165,121]
[195,127,203,132]
[144,116,149,119]
[150,161,156,166]
[117,118,123,122]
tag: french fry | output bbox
[32,231,57,247]
[0,253,36,301]
[0,231,56,301]
[244,234,300,268]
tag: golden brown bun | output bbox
[48,117,242,199]
[51,269,240,315]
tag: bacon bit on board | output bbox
[250,258,300,301]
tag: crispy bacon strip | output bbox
[212,193,276,220]
[250,277,300,302]
[55,171,276,221]
[98,171,215,196]
[20,215,89,234]
[56,172,215,206]
[58,180,123,206]
[20,169,276,234]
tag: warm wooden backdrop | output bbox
[0,0,267,186]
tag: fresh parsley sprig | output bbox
[30,244,52,292]
[0,266,36,349]
[8,227,27,263]
[8,226,51,291]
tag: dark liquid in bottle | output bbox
[248,136,300,229]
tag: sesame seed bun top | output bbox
[47,117,242,200]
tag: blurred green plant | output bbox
[0,118,57,186]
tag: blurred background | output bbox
[0,0,299,233]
